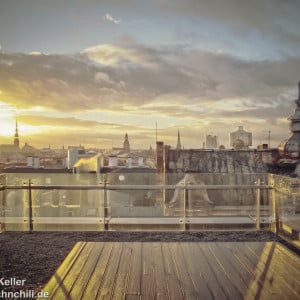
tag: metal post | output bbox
[28,179,33,233]
[256,178,261,230]
[183,180,186,231]
[268,176,279,235]
[104,179,109,230]
[273,184,280,236]
[0,181,5,233]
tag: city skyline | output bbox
[1,1,300,149]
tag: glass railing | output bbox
[269,174,300,248]
[0,172,277,232]
[0,173,6,232]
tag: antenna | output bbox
[156,121,157,143]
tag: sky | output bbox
[1,0,300,150]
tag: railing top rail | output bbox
[0,184,273,191]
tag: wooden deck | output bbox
[40,241,300,300]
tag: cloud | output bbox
[1,46,299,108]
[150,1,300,61]
[103,13,121,24]
[29,51,44,56]
[1,43,300,146]
[155,0,300,48]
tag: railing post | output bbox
[103,179,109,230]
[28,179,33,233]
[0,179,5,233]
[273,184,280,236]
[268,176,279,235]
[256,178,261,230]
[183,179,186,231]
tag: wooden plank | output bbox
[161,242,185,299]
[125,243,142,298]
[40,241,86,299]
[141,243,156,299]
[81,243,114,299]
[265,243,300,290]
[124,295,140,300]
[41,241,300,300]
[221,242,256,289]
[243,242,289,299]
[208,242,250,297]
[152,243,169,299]
[229,242,265,300]
[185,242,228,300]
[68,243,105,299]
[179,243,214,300]
[273,242,300,272]
[51,242,95,299]
[169,243,199,299]
[96,243,123,299]
[112,242,133,299]
[238,242,283,299]
[247,242,300,298]
[199,243,243,300]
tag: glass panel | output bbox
[32,187,104,231]
[269,174,300,249]
[3,187,28,231]
[4,173,105,231]
[1,172,274,232]
[105,172,185,231]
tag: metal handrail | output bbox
[0,184,273,191]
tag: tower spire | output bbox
[123,132,130,152]
[176,129,181,150]
[14,119,20,148]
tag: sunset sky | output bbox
[1,0,300,150]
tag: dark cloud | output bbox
[155,0,300,52]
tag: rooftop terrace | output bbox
[0,172,299,299]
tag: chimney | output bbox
[156,141,164,173]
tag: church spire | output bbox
[176,129,181,150]
[14,119,20,148]
[123,132,130,152]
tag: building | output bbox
[73,154,103,173]
[0,120,21,158]
[123,133,130,152]
[67,146,84,169]
[156,141,164,173]
[176,130,182,150]
[26,156,40,169]
[205,134,218,149]
[14,120,20,148]
[279,82,300,158]
[230,126,252,149]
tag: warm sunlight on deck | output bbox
[40,241,300,300]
